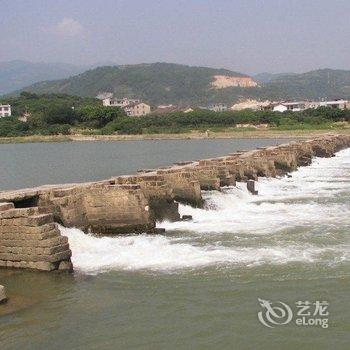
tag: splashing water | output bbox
[60,148,350,274]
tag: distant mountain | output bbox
[14,63,350,105]
[17,62,257,106]
[0,60,89,95]
[262,69,350,100]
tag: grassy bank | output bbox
[0,135,72,144]
[1,127,350,144]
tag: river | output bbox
[0,139,349,350]
[0,138,295,191]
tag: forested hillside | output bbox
[11,64,350,105]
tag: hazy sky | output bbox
[1,0,350,74]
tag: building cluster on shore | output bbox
[102,97,151,117]
[229,99,349,112]
[1,96,349,123]
[198,99,349,113]
[100,97,349,117]
[271,99,348,112]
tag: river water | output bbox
[1,139,350,349]
[0,138,293,191]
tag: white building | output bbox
[273,101,307,112]
[102,97,140,107]
[272,104,288,112]
[272,100,348,113]
[0,104,11,118]
[319,99,348,109]
[206,103,228,112]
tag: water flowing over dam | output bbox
[0,134,350,272]
[61,147,350,273]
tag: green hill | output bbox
[16,63,254,106]
[262,69,350,100]
[14,63,350,106]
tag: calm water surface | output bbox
[0,138,295,191]
[1,139,350,350]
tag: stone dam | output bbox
[0,134,350,272]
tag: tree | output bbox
[102,118,142,134]
[42,105,76,125]
[76,106,125,128]
[19,91,38,99]
[0,117,29,137]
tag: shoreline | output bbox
[1,128,350,144]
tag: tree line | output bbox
[0,92,349,137]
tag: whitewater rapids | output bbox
[60,148,350,274]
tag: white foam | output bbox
[163,148,350,235]
[59,148,350,274]
[60,226,349,274]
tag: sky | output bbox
[1,0,350,74]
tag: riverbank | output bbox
[1,128,350,143]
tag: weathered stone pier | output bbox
[1,134,350,272]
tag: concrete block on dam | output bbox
[0,204,72,271]
[196,159,235,189]
[81,184,154,234]
[0,182,155,234]
[156,167,203,207]
[111,174,180,221]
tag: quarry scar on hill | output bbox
[0,134,349,272]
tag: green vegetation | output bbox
[265,69,350,100]
[14,63,350,105]
[99,107,349,135]
[7,91,99,114]
[1,92,349,138]
[0,117,30,137]
[0,92,123,137]
[16,63,251,105]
